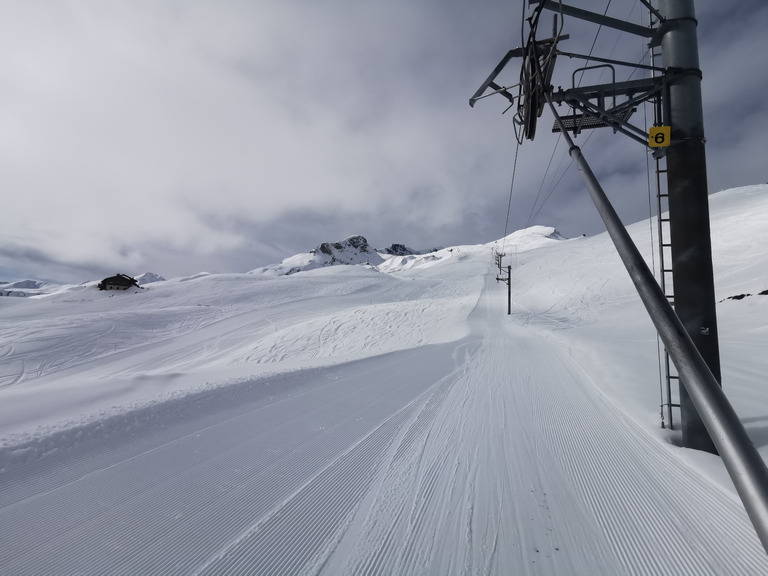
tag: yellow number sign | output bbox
[649,126,671,147]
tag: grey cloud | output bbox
[0,1,765,282]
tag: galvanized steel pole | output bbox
[659,0,721,454]
[507,265,511,315]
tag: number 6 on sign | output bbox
[649,126,671,147]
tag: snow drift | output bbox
[1,185,768,574]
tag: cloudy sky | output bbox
[1,0,766,283]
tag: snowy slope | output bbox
[251,235,385,276]
[0,279,58,298]
[2,186,768,574]
[135,272,166,285]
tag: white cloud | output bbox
[1,1,766,282]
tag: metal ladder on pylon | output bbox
[651,43,680,430]
[655,153,680,429]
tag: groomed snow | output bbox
[1,189,768,574]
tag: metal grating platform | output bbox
[552,107,635,132]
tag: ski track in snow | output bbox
[3,204,768,574]
[2,260,767,575]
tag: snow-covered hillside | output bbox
[251,234,385,276]
[1,186,768,574]
[0,279,56,298]
[135,272,166,285]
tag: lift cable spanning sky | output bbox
[470,0,768,554]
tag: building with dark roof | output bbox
[98,274,140,291]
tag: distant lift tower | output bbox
[470,0,719,453]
